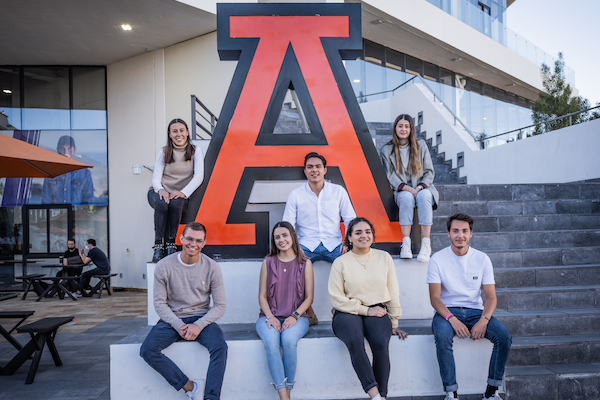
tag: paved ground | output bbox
[0,291,147,400]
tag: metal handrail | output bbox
[357,75,477,140]
[475,105,600,142]
[191,95,218,140]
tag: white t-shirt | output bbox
[426,246,495,310]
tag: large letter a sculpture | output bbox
[183,3,402,258]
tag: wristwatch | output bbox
[291,311,300,320]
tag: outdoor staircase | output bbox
[431,181,600,400]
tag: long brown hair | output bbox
[268,221,305,264]
[164,118,195,164]
[385,114,422,177]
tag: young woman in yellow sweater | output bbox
[328,217,408,400]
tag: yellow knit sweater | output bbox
[328,248,402,328]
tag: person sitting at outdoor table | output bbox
[75,239,110,298]
[328,217,408,400]
[55,238,84,292]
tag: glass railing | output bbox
[0,108,107,130]
[425,0,575,87]
[345,59,534,146]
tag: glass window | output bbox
[423,62,439,82]
[483,83,495,98]
[385,49,405,94]
[71,67,107,129]
[405,55,422,77]
[364,40,386,101]
[0,67,21,129]
[23,67,70,129]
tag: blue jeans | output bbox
[255,316,309,390]
[300,243,342,263]
[432,307,512,392]
[140,317,228,400]
[394,189,434,226]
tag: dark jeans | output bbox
[148,189,188,241]
[78,267,109,292]
[140,318,228,400]
[332,310,392,397]
[432,307,512,392]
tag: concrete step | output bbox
[494,264,600,288]
[437,183,600,203]
[509,334,600,366]
[111,321,499,400]
[435,199,600,217]
[496,285,600,312]
[430,230,600,252]
[495,308,600,336]
[431,213,600,233]
[488,246,600,268]
[504,363,600,400]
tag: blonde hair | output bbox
[386,114,421,177]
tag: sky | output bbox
[506,0,600,105]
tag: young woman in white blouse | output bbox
[148,119,204,262]
[380,114,439,262]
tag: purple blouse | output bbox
[259,255,308,318]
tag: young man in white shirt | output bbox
[283,152,356,263]
[427,213,511,400]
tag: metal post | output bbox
[191,95,197,139]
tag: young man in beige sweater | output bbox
[140,222,227,400]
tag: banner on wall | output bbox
[183,3,402,258]
[0,130,108,207]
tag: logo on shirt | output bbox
[182,3,402,258]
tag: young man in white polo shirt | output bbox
[427,213,511,400]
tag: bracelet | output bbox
[445,313,454,321]
[482,314,490,321]
[266,315,273,323]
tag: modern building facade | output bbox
[0,0,574,289]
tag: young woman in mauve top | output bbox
[380,114,439,262]
[148,118,204,262]
[256,221,314,400]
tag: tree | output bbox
[532,52,589,135]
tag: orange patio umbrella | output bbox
[0,134,92,178]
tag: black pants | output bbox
[79,267,110,292]
[147,189,188,241]
[332,310,392,397]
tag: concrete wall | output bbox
[107,51,159,289]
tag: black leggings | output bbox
[332,310,392,397]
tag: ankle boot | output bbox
[166,239,178,256]
[152,239,165,263]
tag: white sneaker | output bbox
[186,379,205,400]
[445,392,459,400]
[400,237,412,259]
[417,237,431,262]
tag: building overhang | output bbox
[0,0,216,66]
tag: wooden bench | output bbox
[0,316,73,384]
[14,274,46,300]
[36,277,79,301]
[0,311,35,351]
[88,273,118,298]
